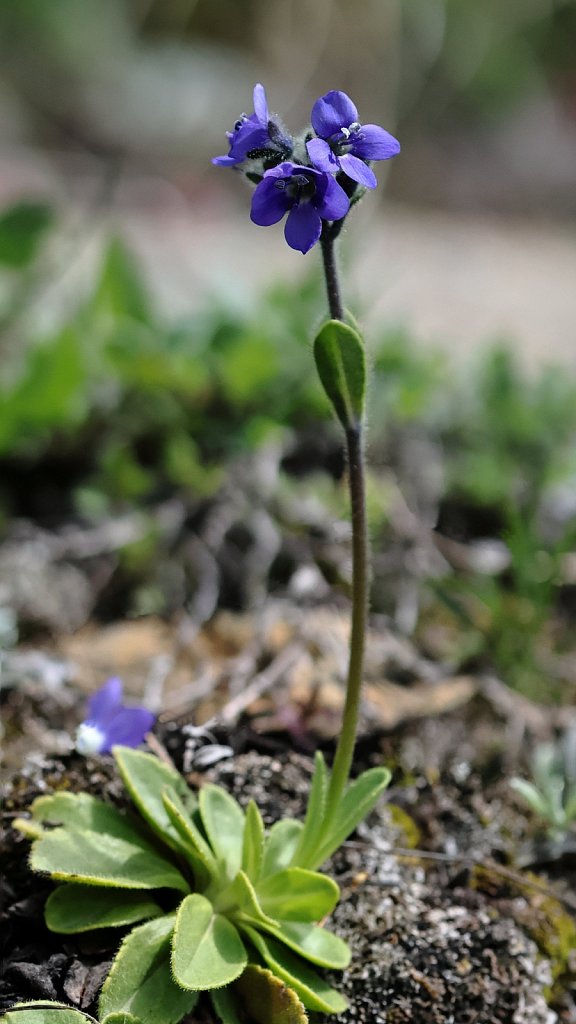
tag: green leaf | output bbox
[241,799,265,881]
[0,202,54,268]
[199,784,245,877]
[210,987,244,1024]
[171,893,247,991]
[289,752,328,868]
[45,885,162,933]
[30,792,153,847]
[242,927,347,1015]
[256,868,339,922]
[99,914,196,1024]
[102,1016,142,1024]
[113,746,194,856]
[161,786,217,888]
[313,319,366,430]
[233,964,309,1024]
[509,778,550,817]
[259,920,351,970]
[307,766,391,869]
[91,237,152,323]
[217,870,278,929]
[1,1002,95,1024]
[261,820,303,878]
[31,828,189,892]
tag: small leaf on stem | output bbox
[313,319,366,431]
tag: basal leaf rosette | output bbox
[14,747,390,1024]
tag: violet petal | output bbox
[102,708,156,753]
[311,90,359,139]
[87,678,123,726]
[250,178,290,226]
[306,137,339,174]
[353,124,400,161]
[284,203,322,254]
[338,152,378,189]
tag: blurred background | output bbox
[1,0,576,703]
[1,0,576,355]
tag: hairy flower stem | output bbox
[320,226,370,820]
[320,227,345,322]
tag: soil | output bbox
[2,713,576,1024]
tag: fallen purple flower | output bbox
[75,677,155,755]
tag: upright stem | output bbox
[320,228,344,322]
[320,227,370,818]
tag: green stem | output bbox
[320,226,344,322]
[319,226,370,819]
[326,424,369,817]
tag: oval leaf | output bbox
[309,766,391,869]
[313,319,366,430]
[31,828,189,892]
[234,964,309,1024]
[260,920,351,970]
[161,786,216,889]
[30,792,155,848]
[241,799,265,881]
[256,868,339,922]
[199,784,245,877]
[1,1003,94,1024]
[261,820,303,878]
[289,753,327,869]
[113,746,195,856]
[172,893,247,991]
[99,915,196,1024]
[45,885,162,933]
[242,926,348,1015]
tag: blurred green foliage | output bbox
[1,204,575,696]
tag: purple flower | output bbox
[212,83,291,168]
[306,90,400,190]
[250,162,349,254]
[75,678,155,756]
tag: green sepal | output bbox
[113,746,194,856]
[243,926,348,1014]
[313,319,366,430]
[171,893,247,991]
[98,914,197,1024]
[306,766,391,869]
[289,752,328,869]
[45,885,163,933]
[242,799,265,881]
[30,827,189,892]
[198,783,245,878]
[161,786,217,888]
[233,965,309,1024]
[256,868,339,922]
[0,1002,98,1024]
[261,819,303,878]
[259,920,351,970]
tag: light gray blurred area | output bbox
[1,0,575,364]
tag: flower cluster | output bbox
[213,84,400,254]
